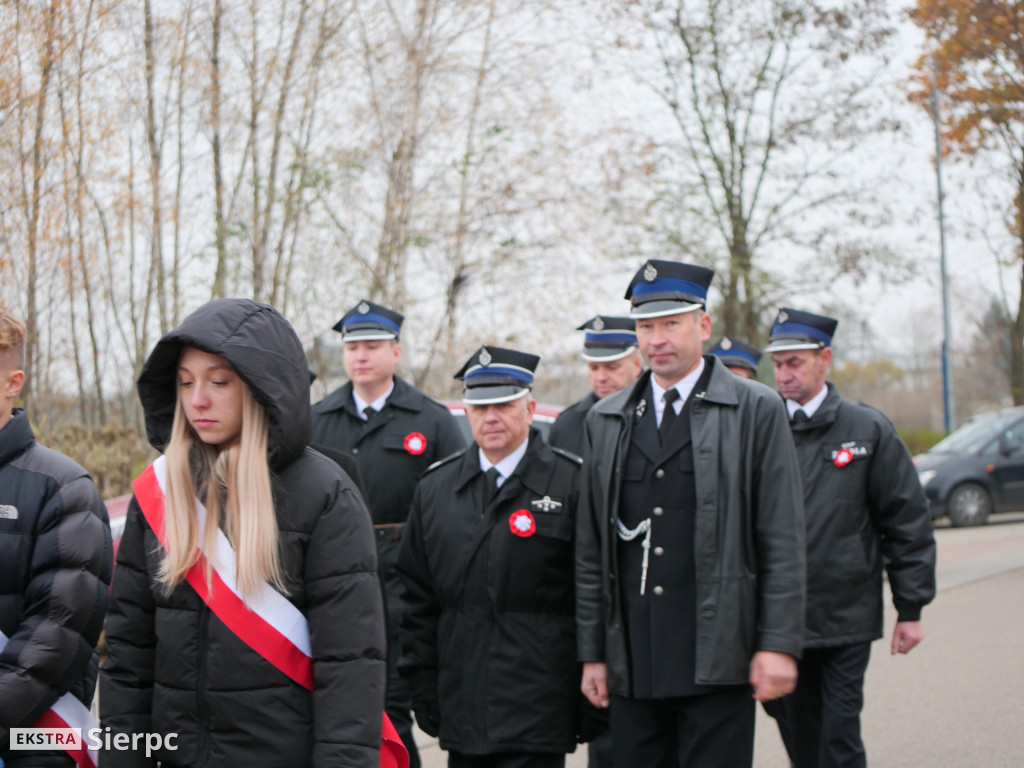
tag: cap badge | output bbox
[644,263,658,282]
[592,316,605,331]
[721,337,733,350]
[479,347,492,366]
[509,509,536,537]
[358,301,370,314]
[777,310,788,324]
[531,496,563,512]
[404,432,427,455]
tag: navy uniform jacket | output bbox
[397,428,583,755]
[616,367,723,699]
[548,391,598,459]
[790,383,936,647]
[310,376,465,526]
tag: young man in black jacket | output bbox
[0,309,112,768]
[763,307,937,768]
[311,300,464,768]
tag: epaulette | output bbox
[424,448,467,474]
[550,445,583,465]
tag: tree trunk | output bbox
[210,0,228,299]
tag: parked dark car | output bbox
[915,406,1024,526]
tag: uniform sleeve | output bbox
[0,469,111,731]
[395,485,440,706]
[750,395,807,657]
[305,482,386,768]
[574,413,605,663]
[99,497,158,768]
[866,418,937,621]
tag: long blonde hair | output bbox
[159,379,285,600]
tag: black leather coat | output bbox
[576,358,806,695]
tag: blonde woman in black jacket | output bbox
[101,299,388,768]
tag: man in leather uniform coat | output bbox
[575,261,806,768]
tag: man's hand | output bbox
[581,661,610,708]
[748,650,798,702]
[891,621,924,655]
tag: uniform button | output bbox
[653,506,663,516]
[352,448,359,455]
[653,586,664,596]
[655,469,665,479]
[653,546,664,556]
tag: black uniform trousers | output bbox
[448,752,565,768]
[612,370,756,768]
[763,642,872,768]
[377,535,419,768]
[610,689,754,768]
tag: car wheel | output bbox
[947,483,992,527]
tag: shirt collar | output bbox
[353,380,395,419]
[651,357,705,419]
[478,435,530,487]
[787,383,828,419]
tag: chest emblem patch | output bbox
[833,448,854,467]
[404,432,427,455]
[531,496,562,512]
[0,504,18,520]
[509,509,536,537]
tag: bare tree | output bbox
[600,0,905,341]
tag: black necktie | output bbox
[363,406,377,422]
[659,389,680,444]
[792,409,808,424]
[485,467,501,504]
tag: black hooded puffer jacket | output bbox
[100,299,386,768]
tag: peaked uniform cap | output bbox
[765,307,839,352]
[624,260,714,318]
[332,299,404,341]
[577,315,638,362]
[709,337,762,373]
[454,345,540,405]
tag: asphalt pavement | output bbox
[412,515,1024,767]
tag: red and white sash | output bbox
[0,629,100,768]
[133,456,407,768]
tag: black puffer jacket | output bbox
[790,384,936,647]
[100,299,386,768]
[0,409,112,768]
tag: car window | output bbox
[980,417,1024,456]
[931,410,1024,455]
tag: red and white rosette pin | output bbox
[833,448,854,468]
[509,509,536,537]
[404,432,427,455]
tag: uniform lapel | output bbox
[631,382,662,464]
